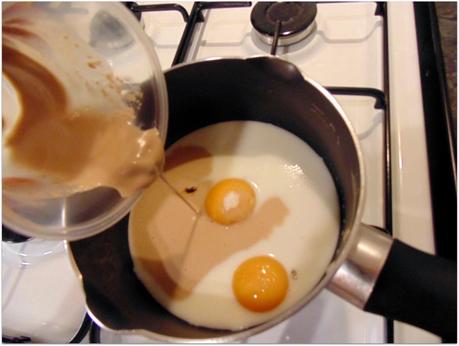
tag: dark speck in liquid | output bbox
[185,186,198,194]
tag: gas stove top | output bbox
[2,1,455,343]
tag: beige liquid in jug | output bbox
[2,3,164,199]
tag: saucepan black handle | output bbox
[364,239,457,342]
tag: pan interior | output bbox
[69,57,362,341]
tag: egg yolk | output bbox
[232,256,289,312]
[205,178,256,225]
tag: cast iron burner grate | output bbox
[251,2,317,47]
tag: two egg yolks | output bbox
[204,179,289,312]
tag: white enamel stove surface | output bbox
[97,1,437,343]
[1,1,438,343]
[145,1,437,343]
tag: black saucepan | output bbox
[68,57,456,342]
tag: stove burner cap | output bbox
[251,2,317,46]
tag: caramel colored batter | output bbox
[2,6,164,198]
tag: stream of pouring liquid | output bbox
[159,174,200,214]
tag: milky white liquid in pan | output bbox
[129,121,340,331]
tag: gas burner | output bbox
[251,2,317,46]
